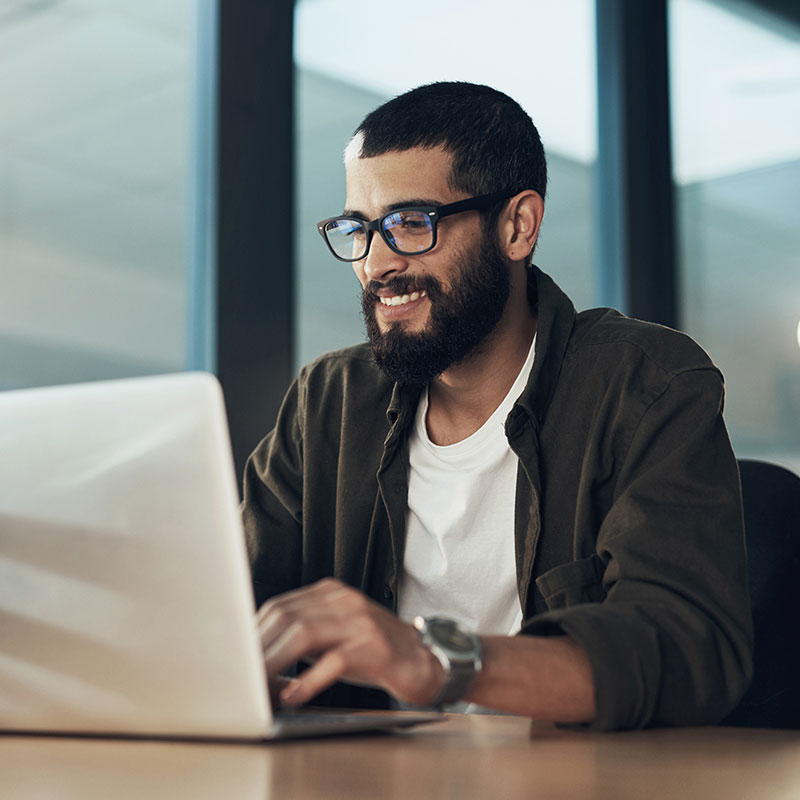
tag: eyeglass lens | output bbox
[324,210,434,260]
[324,219,367,260]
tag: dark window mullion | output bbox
[216,0,296,489]
[596,0,679,329]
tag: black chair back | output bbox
[721,459,800,728]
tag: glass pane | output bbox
[670,0,800,474]
[0,1,204,389]
[294,0,597,368]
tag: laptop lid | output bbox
[0,372,272,738]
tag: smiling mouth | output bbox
[378,290,427,307]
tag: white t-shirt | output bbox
[398,334,537,643]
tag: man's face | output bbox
[345,147,510,385]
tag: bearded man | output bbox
[243,82,752,730]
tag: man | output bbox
[243,82,752,730]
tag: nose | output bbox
[359,231,409,284]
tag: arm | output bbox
[257,578,595,723]
[468,635,594,722]
[525,367,753,729]
[242,375,305,607]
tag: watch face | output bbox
[429,619,475,654]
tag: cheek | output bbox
[352,262,368,287]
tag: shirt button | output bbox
[383,585,393,603]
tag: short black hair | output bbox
[351,82,547,204]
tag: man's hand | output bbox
[256,578,444,708]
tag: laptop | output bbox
[0,372,441,740]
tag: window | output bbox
[0,1,210,389]
[670,0,800,473]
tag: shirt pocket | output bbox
[535,553,607,610]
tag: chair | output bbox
[721,459,800,728]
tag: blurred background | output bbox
[1,0,798,480]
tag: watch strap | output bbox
[430,657,480,706]
[415,616,482,707]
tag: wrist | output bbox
[413,616,483,707]
[419,645,447,707]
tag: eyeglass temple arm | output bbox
[436,189,516,219]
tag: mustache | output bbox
[362,274,442,302]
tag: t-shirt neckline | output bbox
[415,331,538,462]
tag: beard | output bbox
[361,229,510,386]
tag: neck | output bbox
[425,273,536,446]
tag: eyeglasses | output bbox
[316,189,515,263]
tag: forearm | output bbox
[258,580,597,722]
[464,635,596,724]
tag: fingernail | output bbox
[281,680,301,706]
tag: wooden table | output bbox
[3,714,800,799]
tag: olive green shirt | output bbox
[243,267,753,730]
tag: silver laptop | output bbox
[0,372,440,740]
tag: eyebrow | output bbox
[342,198,443,219]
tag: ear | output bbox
[498,190,544,263]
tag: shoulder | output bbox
[532,266,717,383]
[295,342,394,417]
[299,341,384,384]
[567,307,717,380]
[300,341,376,375]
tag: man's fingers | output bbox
[256,578,350,624]
[257,579,365,651]
[268,674,292,709]
[279,648,350,707]
[262,617,347,677]
[255,581,430,708]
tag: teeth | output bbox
[379,290,426,307]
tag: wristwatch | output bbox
[413,616,483,707]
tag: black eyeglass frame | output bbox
[316,188,517,262]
